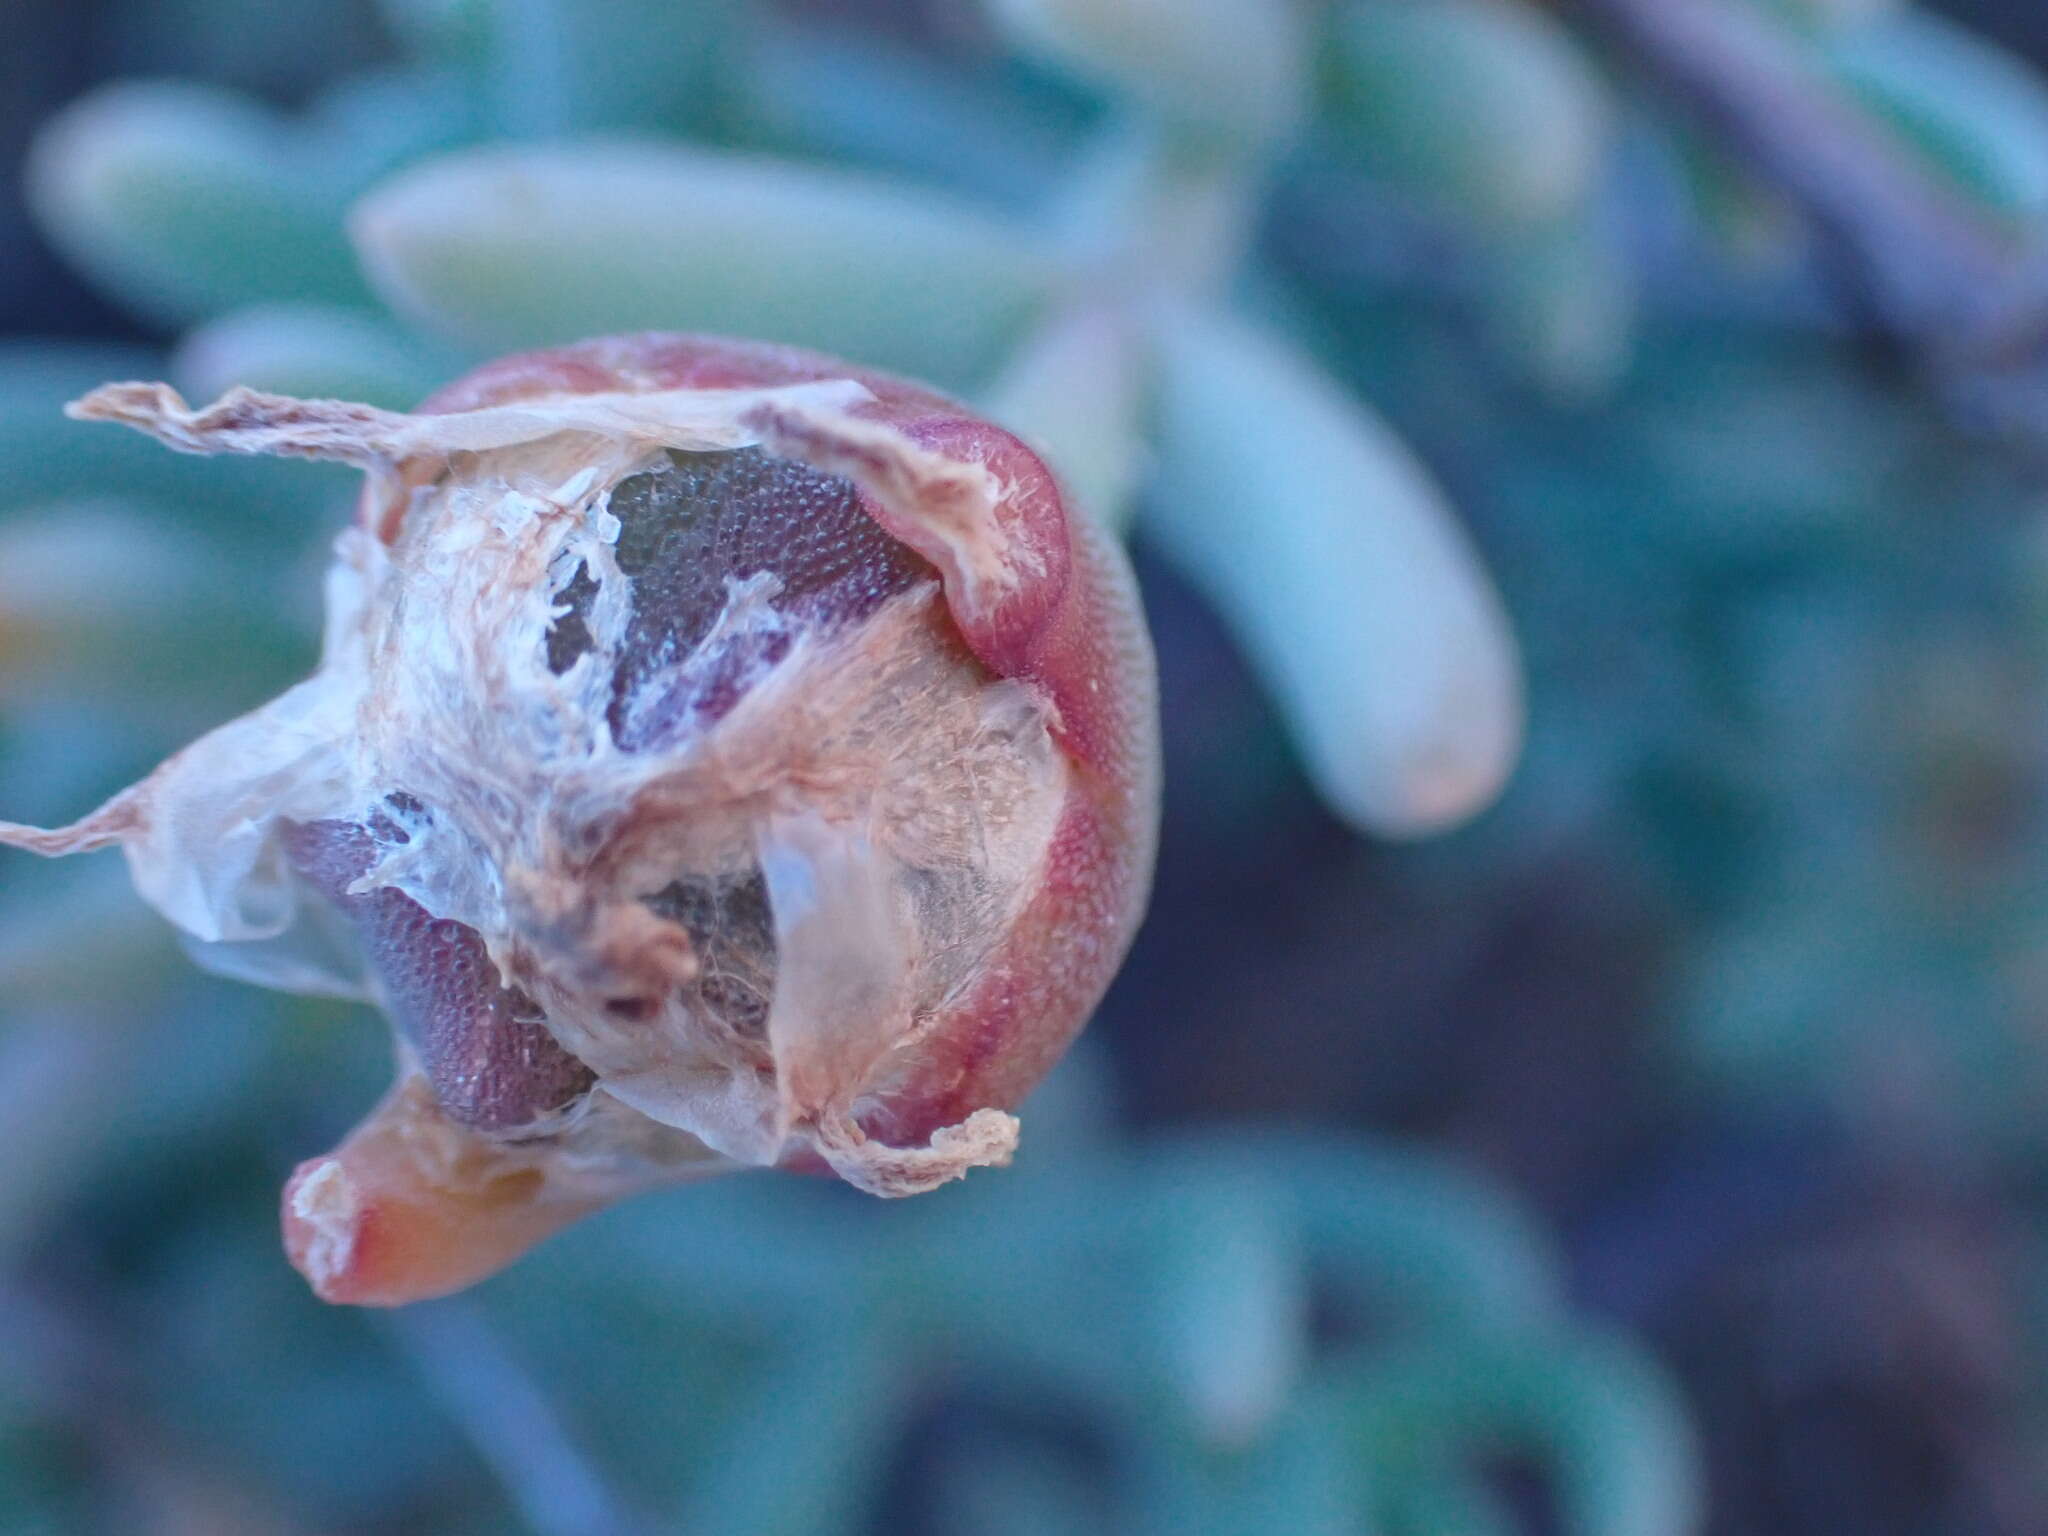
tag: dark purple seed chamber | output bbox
[281,816,596,1135]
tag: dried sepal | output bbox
[2,334,1159,1302]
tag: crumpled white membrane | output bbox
[0,379,1068,1195]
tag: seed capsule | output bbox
[0,333,1160,1304]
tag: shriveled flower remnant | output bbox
[0,334,1159,1306]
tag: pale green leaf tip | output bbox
[1324,0,1615,233]
[1147,308,1525,840]
[985,0,1308,154]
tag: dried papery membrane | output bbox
[509,584,1066,1174]
[1,376,1069,1189]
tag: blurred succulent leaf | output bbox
[1322,0,1614,232]
[1147,307,1524,838]
[303,68,484,193]
[1051,117,1261,299]
[551,1176,866,1329]
[481,0,751,138]
[1011,1036,1123,1157]
[1210,1391,1360,1536]
[173,304,461,410]
[0,494,314,735]
[1666,126,1810,276]
[475,1221,794,1501]
[0,343,337,547]
[1625,333,1899,552]
[984,305,1151,532]
[26,81,371,325]
[984,0,1306,154]
[1381,1475,1518,1536]
[1115,1384,1358,1536]
[1165,1131,1563,1333]
[0,1012,137,1264]
[0,499,236,695]
[1480,209,1638,401]
[0,345,187,514]
[683,1325,907,1536]
[1680,890,1881,1094]
[927,1433,1111,1536]
[0,861,180,1011]
[151,1211,470,1522]
[352,141,1055,391]
[1826,10,2048,220]
[1140,1167,1306,1444]
[384,1300,652,1536]
[1344,1334,1702,1536]
[379,0,746,135]
[744,18,1080,208]
[105,0,379,99]
[916,1180,1164,1418]
[375,0,495,62]
[1748,0,1905,34]
[0,701,155,837]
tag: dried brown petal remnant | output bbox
[0,334,1160,1305]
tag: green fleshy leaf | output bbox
[1479,211,1638,402]
[985,0,1306,154]
[681,1325,908,1536]
[0,344,178,510]
[1156,1131,1564,1334]
[743,19,1080,208]
[0,861,181,1012]
[379,0,747,135]
[0,344,344,535]
[0,498,314,746]
[479,0,750,137]
[303,68,486,194]
[1747,0,1903,35]
[1147,307,1523,838]
[173,303,462,410]
[1322,0,1614,231]
[1113,1384,1360,1536]
[376,0,494,62]
[927,1434,1112,1536]
[911,1176,1165,1422]
[0,1012,139,1266]
[1380,1474,1518,1536]
[351,140,1056,391]
[105,0,379,99]
[1664,123,1809,277]
[26,81,372,325]
[0,498,230,663]
[1828,10,2048,220]
[1140,1168,1306,1444]
[1342,1334,1703,1536]
[1010,1036,1123,1157]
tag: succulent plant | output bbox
[11,0,2048,1529]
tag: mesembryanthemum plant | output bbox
[21,0,1533,844]
[0,0,1542,1305]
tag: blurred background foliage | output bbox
[6,0,2048,1531]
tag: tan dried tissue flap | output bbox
[0,373,892,876]
[66,378,878,469]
